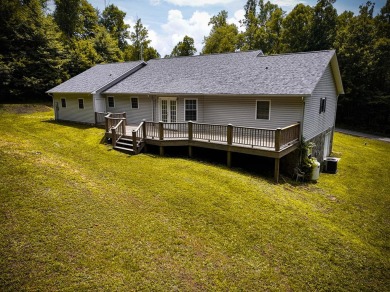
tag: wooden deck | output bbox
[101,112,301,182]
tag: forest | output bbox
[1,0,389,133]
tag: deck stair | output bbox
[114,137,136,154]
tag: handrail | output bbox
[112,120,300,152]
[111,118,126,147]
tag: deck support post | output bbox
[112,128,117,147]
[227,151,232,168]
[132,130,137,153]
[189,146,193,158]
[123,112,127,125]
[160,146,164,156]
[274,158,280,183]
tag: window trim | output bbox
[131,97,139,109]
[60,98,66,108]
[184,98,198,122]
[255,100,271,120]
[78,98,84,110]
[108,96,115,108]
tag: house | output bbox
[47,50,344,182]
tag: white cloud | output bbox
[150,0,161,5]
[227,9,245,31]
[148,9,212,56]
[272,0,307,9]
[164,0,235,7]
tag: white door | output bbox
[160,98,177,123]
[323,132,331,160]
[94,97,106,113]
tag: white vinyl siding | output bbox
[105,95,153,124]
[53,93,95,123]
[303,64,338,141]
[202,95,303,128]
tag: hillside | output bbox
[0,105,389,290]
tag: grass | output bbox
[0,105,389,291]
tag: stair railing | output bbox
[111,118,126,147]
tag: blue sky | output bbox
[88,0,386,56]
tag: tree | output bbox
[0,0,68,101]
[170,35,197,57]
[202,10,239,54]
[53,0,81,39]
[125,18,159,61]
[308,0,338,50]
[93,26,124,63]
[281,4,313,52]
[100,4,130,50]
[77,0,99,39]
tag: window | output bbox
[61,98,66,108]
[185,99,197,121]
[256,100,270,120]
[131,97,139,109]
[108,96,115,108]
[78,98,84,109]
[319,97,327,114]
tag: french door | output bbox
[160,97,177,123]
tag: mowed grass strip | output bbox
[0,105,389,291]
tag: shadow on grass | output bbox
[41,119,97,130]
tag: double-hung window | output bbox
[78,98,84,109]
[185,99,197,121]
[256,100,270,120]
[108,96,115,108]
[131,97,139,109]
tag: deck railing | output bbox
[95,112,107,125]
[104,112,127,133]
[138,121,300,151]
[111,119,126,147]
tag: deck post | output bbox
[132,130,137,153]
[160,146,164,156]
[112,128,117,147]
[123,112,127,125]
[122,118,126,135]
[159,121,164,141]
[105,117,109,133]
[275,128,282,151]
[227,124,233,145]
[142,119,147,139]
[188,121,193,141]
[142,119,148,152]
[188,121,193,158]
[95,112,98,125]
[227,151,232,168]
[274,158,280,183]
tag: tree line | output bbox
[1,0,389,133]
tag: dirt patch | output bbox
[0,104,52,114]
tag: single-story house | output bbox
[47,50,344,181]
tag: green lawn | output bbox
[0,105,389,291]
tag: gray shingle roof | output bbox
[47,61,144,94]
[104,50,338,96]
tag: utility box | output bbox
[325,157,340,174]
[311,158,320,181]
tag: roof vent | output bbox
[257,50,264,57]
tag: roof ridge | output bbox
[257,50,335,58]
[159,49,262,61]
